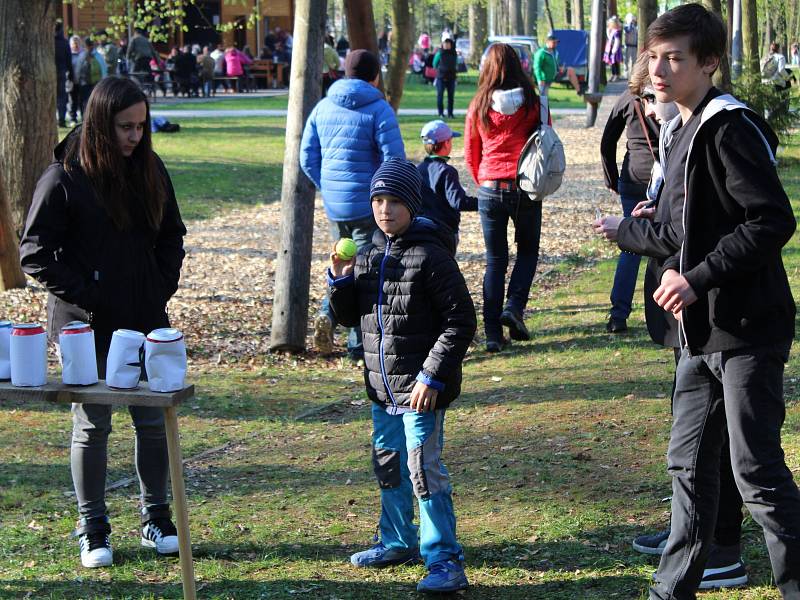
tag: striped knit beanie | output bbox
[370,157,423,218]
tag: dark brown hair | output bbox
[645,3,726,70]
[470,43,538,131]
[64,76,166,231]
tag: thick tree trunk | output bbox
[343,0,380,57]
[586,0,604,127]
[607,0,617,20]
[0,0,56,290]
[565,1,572,29]
[742,0,760,74]
[385,0,412,111]
[0,170,25,291]
[526,0,539,37]
[269,0,327,352]
[638,0,658,52]
[703,0,732,91]
[469,3,488,68]
[573,0,585,30]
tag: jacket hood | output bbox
[491,87,525,115]
[372,216,456,255]
[54,127,81,162]
[327,78,386,110]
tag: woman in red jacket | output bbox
[465,43,545,352]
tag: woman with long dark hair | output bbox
[20,76,186,568]
[465,43,547,352]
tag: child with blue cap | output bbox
[416,120,477,247]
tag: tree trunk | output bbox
[607,0,617,20]
[0,0,56,290]
[469,3,488,69]
[565,1,572,29]
[742,0,760,74]
[510,0,524,34]
[0,169,25,291]
[703,0,732,91]
[269,0,327,353]
[586,0,604,127]
[343,0,380,57]
[543,0,556,33]
[385,0,412,111]
[526,0,539,38]
[573,0,585,30]
[638,0,658,52]
[731,0,743,77]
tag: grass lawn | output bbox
[155,71,587,112]
[10,122,799,597]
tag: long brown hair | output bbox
[471,43,538,131]
[64,76,166,230]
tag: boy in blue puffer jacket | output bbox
[327,158,476,594]
[300,50,405,360]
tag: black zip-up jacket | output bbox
[55,32,73,81]
[619,90,795,354]
[328,218,476,412]
[19,130,186,349]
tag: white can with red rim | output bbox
[59,321,98,386]
[145,328,186,392]
[106,329,145,389]
[0,320,12,380]
[10,323,47,387]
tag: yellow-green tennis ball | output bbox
[336,238,357,260]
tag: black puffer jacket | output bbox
[19,130,186,351]
[329,218,476,412]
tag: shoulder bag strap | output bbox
[633,99,656,161]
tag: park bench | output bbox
[0,380,198,600]
[213,75,240,94]
[251,59,286,89]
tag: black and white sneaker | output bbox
[79,530,113,568]
[632,529,670,555]
[699,544,748,589]
[141,518,179,555]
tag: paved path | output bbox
[151,107,587,118]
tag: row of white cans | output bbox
[0,321,186,392]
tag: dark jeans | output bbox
[69,346,169,529]
[435,77,455,117]
[79,84,95,118]
[320,214,378,357]
[478,187,542,340]
[57,76,68,124]
[68,83,80,122]
[651,343,800,599]
[610,181,645,320]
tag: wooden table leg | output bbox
[164,405,197,600]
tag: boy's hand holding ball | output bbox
[330,237,357,278]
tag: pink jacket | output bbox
[224,49,252,77]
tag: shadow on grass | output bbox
[0,575,648,600]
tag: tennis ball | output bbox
[335,238,358,260]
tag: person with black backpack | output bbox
[433,36,458,119]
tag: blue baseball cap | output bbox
[420,120,461,144]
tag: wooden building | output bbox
[58,0,294,55]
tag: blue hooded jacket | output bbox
[300,78,405,222]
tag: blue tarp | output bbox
[552,29,588,68]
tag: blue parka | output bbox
[300,78,405,222]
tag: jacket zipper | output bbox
[377,239,398,412]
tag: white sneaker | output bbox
[141,518,179,554]
[79,531,113,568]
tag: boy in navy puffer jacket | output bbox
[327,158,476,594]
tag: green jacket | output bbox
[534,47,558,83]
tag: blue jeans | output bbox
[478,187,542,339]
[435,78,455,117]
[371,403,463,568]
[57,76,68,123]
[320,215,378,357]
[609,180,645,320]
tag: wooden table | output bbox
[0,380,197,600]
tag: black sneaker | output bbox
[632,529,669,555]
[699,544,748,589]
[141,517,179,555]
[500,308,530,341]
[606,317,628,333]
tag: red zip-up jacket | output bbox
[464,87,547,184]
